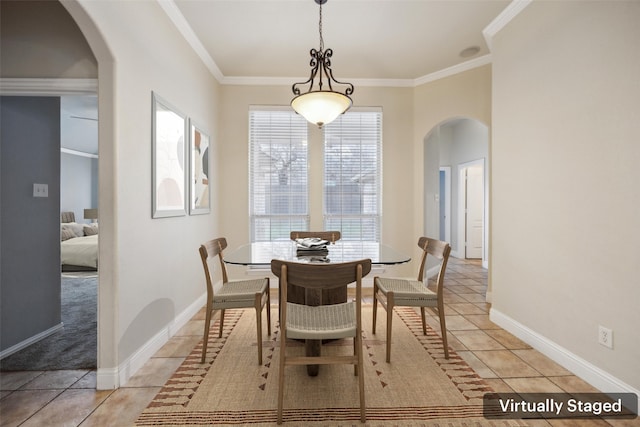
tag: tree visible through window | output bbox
[249,108,381,242]
[249,109,308,242]
[324,111,382,241]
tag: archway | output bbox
[60,1,119,389]
[423,117,489,269]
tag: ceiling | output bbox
[168,0,513,84]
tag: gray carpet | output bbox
[0,273,97,371]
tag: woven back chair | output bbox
[373,237,451,362]
[289,230,341,243]
[271,258,371,424]
[199,237,271,364]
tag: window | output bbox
[249,109,308,242]
[324,110,382,241]
[249,108,382,243]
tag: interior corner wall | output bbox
[1,96,62,352]
[491,1,640,391]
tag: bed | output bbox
[61,212,98,271]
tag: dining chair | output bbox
[199,237,271,364]
[271,258,372,424]
[372,237,451,362]
[290,230,341,243]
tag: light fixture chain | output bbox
[318,0,324,52]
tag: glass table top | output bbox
[224,241,411,266]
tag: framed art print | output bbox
[152,92,188,218]
[189,120,210,215]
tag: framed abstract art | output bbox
[152,92,188,218]
[189,120,210,215]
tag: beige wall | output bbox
[491,1,640,390]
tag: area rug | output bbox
[136,306,523,426]
[0,273,97,371]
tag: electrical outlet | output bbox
[598,325,613,349]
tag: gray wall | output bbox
[61,153,98,222]
[60,95,99,219]
[1,96,62,352]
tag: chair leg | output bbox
[386,292,394,363]
[353,337,358,376]
[255,294,263,366]
[218,309,225,338]
[420,307,427,335]
[266,289,272,336]
[372,281,378,334]
[437,305,449,359]
[201,305,212,363]
[356,334,366,423]
[277,328,286,424]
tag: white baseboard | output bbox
[96,292,207,390]
[490,308,640,408]
[0,322,64,360]
[96,367,119,390]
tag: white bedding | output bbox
[61,234,98,268]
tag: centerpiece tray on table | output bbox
[295,237,330,262]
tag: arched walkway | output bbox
[423,117,489,271]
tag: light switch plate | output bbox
[33,183,48,197]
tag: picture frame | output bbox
[189,120,211,215]
[152,92,188,218]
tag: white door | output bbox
[465,165,483,259]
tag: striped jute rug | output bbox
[136,306,525,426]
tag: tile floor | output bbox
[0,258,636,426]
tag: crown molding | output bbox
[158,0,224,82]
[221,75,416,88]
[221,56,492,88]
[414,55,492,86]
[483,0,533,51]
[0,78,97,96]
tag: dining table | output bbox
[224,240,411,376]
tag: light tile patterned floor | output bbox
[0,258,635,426]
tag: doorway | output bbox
[439,167,451,243]
[423,117,488,268]
[460,160,484,260]
[0,94,98,371]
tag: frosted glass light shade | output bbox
[291,90,352,128]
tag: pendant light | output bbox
[291,0,354,128]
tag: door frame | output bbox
[439,166,451,244]
[457,158,487,268]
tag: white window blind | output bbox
[249,109,309,242]
[323,110,382,241]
